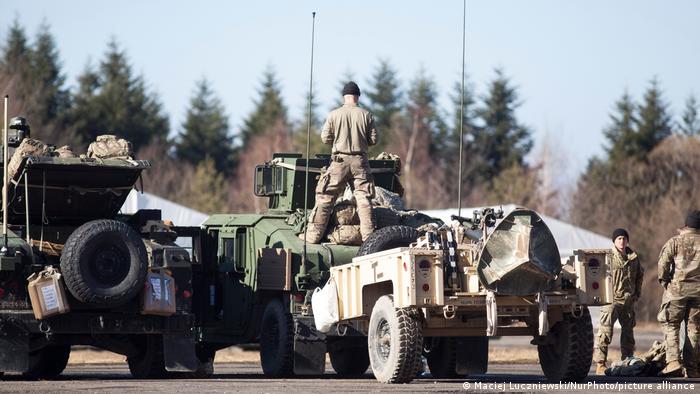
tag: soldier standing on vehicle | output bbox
[301,81,377,244]
[657,211,700,377]
[593,228,644,375]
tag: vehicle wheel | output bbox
[357,225,420,257]
[425,337,458,378]
[458,336,488,375]
[260,299,294,377]
[23,344,71,379]
[329,339,370,376]
[538,307,593,382]
[127,335,166,379]
[368,295,423,383]
[191,345,215,378]
[60,219,148,307]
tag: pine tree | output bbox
[239,67,288,148]
[1,20,30,75]
[634,78,672,157]
[293,82,328,157]
[680,94,700,136]
[603,91,638,163]
[176,78,234,174]
[399,69,448,208]
[71,40,169,150]
[447,78,478,204]
[474,69,533,182]
[365,59,402,153]
[181,158,228,214]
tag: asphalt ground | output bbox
[0,361,697,393]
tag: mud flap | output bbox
[163,333,198,372]
[0,335,29,372]
[293,316,326,375]
[455,337,488,375]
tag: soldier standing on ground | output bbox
[657,211,700,377]
[593,228,644,375]
[301,81,378,243]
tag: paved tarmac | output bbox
[0,362,697,394]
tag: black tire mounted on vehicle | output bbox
[356,226,422,383]
[357,225,420,257]
[329,338,370,376]
[60,219,148,307]
[23,344,71,379]
[260,298,294,377]
[368,295,423,383]
[538,307,593,382]
[127,335,166,379]
[425,337,458,378]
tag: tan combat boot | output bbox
[595,362,607,376]
[659,360,683,377]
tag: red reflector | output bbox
[418,259,431,269]
[422,284,430,292]
[0,288,4,298]
[403,262,408,271]
[592,282,599,290]
[182,290,192,299]
[293,293,305,302]
[588,258,600,267]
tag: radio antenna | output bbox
[457,0,467,218]
[301,11,317,278]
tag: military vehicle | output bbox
[175,152,608,383]
[0,116,197,379]
[330,208,610,383]
[174,153,410,377]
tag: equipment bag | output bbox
[311,278,339,333]
[87,134,133,159]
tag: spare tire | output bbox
[357,225,420,257]
[60,219,148,307]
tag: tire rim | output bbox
[89,242,130,287]
[375,318,391,360]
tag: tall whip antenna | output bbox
[457,0,467,218]
[301,11,317,277]
[2,95,8,254]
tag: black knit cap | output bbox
[685,210,700,229]
[612,228,629,242]
[342,81,361,96]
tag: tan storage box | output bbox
[142,270,176,316]
[27,266,70,320]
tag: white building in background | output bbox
[422,204,611,257]
[120,190,208,227]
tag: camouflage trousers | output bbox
[305,154,375,243]
[593,302,636,364]
[658,295,700,371]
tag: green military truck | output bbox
[175,153,411,377]
[0,126,197,378]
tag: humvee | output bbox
[0,130,197,378]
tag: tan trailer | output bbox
[328,208,613,383]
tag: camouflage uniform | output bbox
[593,247,643,365]
[657,228,700,375]
[304,102,378,243]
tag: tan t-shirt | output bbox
[321,103,378,154]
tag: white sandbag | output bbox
[311,278,339,333]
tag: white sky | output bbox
[2,0,699,182]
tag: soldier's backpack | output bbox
[87,135,133,160]
[8,138,50,179]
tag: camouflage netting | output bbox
[7,134,132,180]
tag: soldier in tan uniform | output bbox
[657,211,700,377]
[301,81,377,243]
[594,228,644,375]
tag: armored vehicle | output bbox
[176,153,409,377]
[0,128,196,378]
